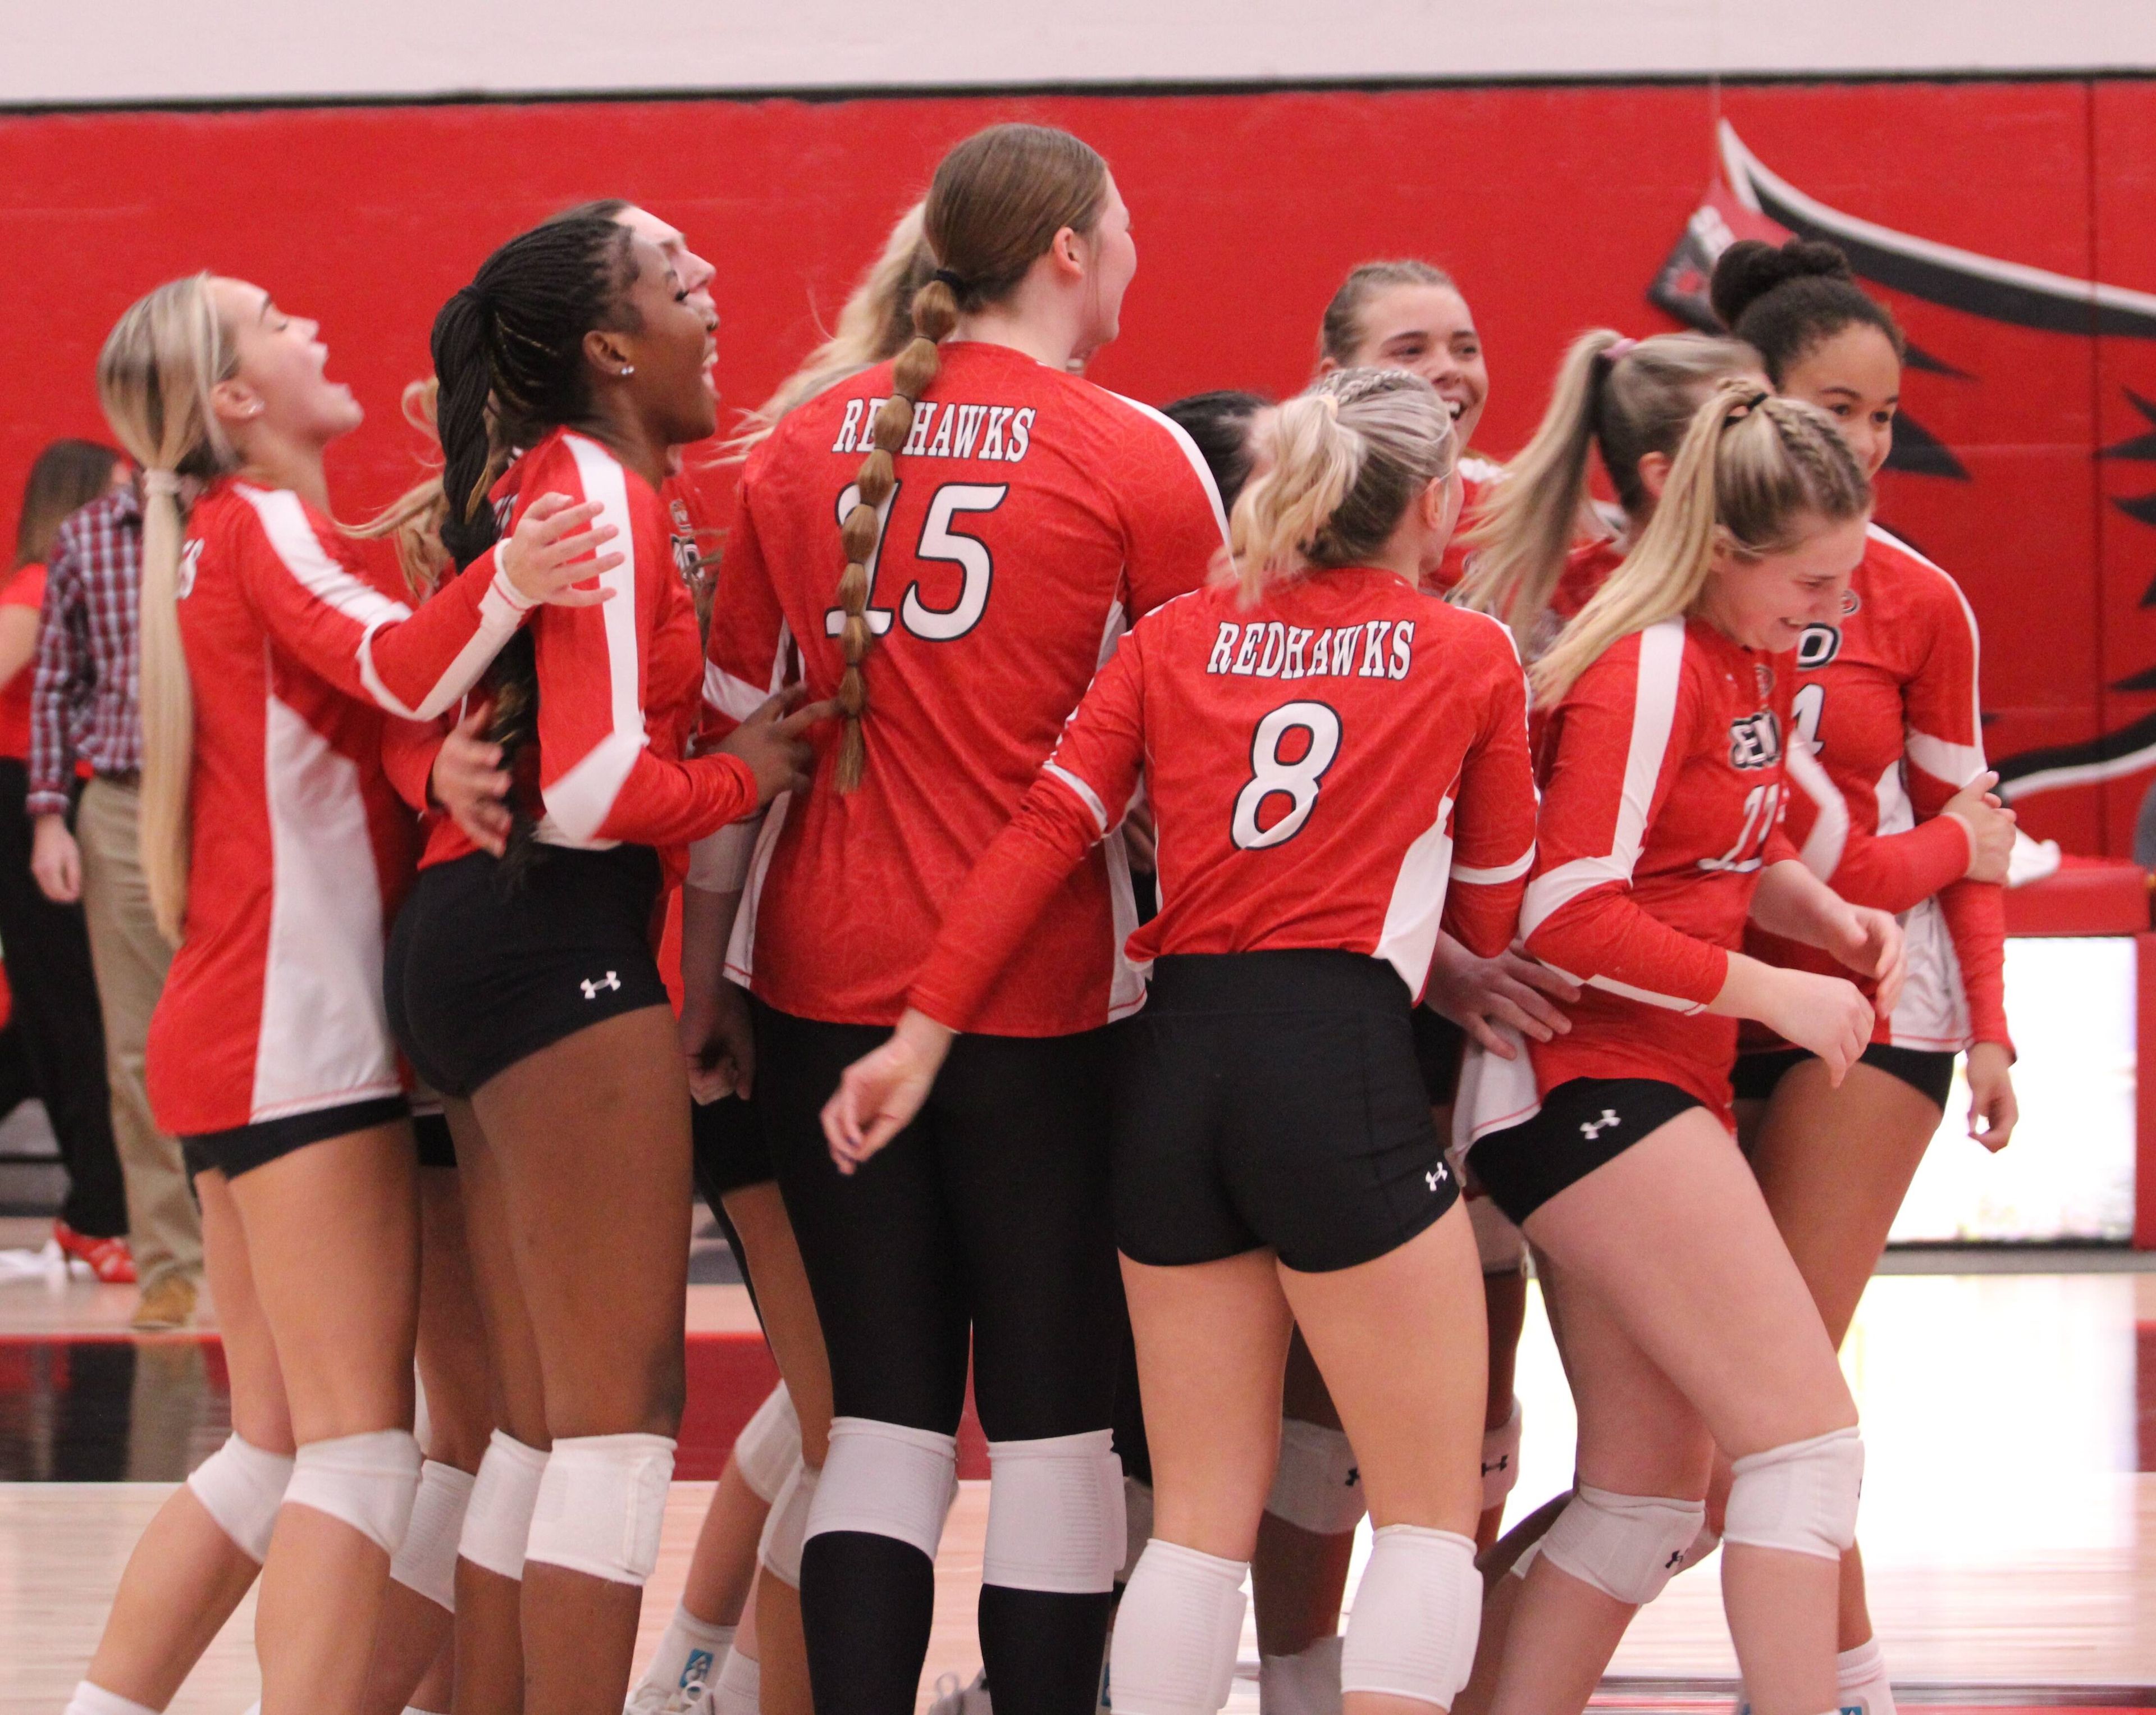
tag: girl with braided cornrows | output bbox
[1705,238,2018,1715]
[381,213,822,1715]
[683,122,1225,1715]
[1451,383,1903,1715]
[70,270,615,1715]
[827,365,1540,1715]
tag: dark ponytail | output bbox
[430,213,639,870]
[1709,238,1904,383]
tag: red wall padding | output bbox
[3,81,2152,849]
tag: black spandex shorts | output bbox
[1113,950,1458,1275]
[412,1110,456,1170]
[1730,1042,1956,1111]
[1468,1076,1702,1226]
[692,1093,774,1199]
[182,1094,410,1180]
[385,845,670,1100]
[1411,1005,1467,1107]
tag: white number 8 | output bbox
[1231,702,1342,850]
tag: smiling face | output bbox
[1701,509,1869,653]
[1779,322,1902,481]
[1335,282,1488,446]
[601,235,719,446]
[207,276,364,449]
[614,205,718,394]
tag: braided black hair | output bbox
[431,213,640,876]
[1708,238,1904,384]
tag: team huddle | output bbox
[61,121,2018,1715]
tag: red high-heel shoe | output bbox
[54,1221,137,1284]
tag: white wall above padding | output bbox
[7,0,2155,107]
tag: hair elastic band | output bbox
[931,268,969,294]
[142,470,183,499]
[1606,336,1638,358]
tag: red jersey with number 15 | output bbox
[702,340,1227,1035]
[908,570,1539,1028]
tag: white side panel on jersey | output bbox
[254,693,402,1123]
[1870,759,1972,1051]
[1453,1031,1543,1146]
[536,437,647,848]
[1372,790,1456,997]
[15,3,2152,107]
[723,791,794,991]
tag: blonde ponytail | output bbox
[1227,367,1455,603]
[95,275,239,946]
[1458,329,1762,643]
[1531,381,1870,705]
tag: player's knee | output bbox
[459,1429,549,1580]
[284,1428,424,1555]
[734,1381,802,1506]
[1340,1525,1479,1708]
[983,1427,1125,1594]
[1111,1539,1248,1715]
[805,1415,958,1563]
[1540,1484,1706,1605]
[186,1433,294,1563]
[1264,1417,1366,1536]
[524,1432,676,1586]
[756,1454,818,1586]
[1723,1426,1863,1561]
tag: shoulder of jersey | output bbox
[1861,521,1968,619]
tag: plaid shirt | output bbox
[28,486,144,818]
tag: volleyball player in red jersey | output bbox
[1705,239,2020,1715]
[822,366,1537,1715]
[382,214,819,1715]
[1458,384,1902,1715]
[683,125,1224,1715]
[71,271,614,1715]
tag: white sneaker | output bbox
[625,1655,718,1715]
[928,1670,992,1715]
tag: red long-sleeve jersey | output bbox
[700,340,1226,1035]
[1508,615,1799,1123]
[908,569,1538,1029]
[1753,526,2006,1051]
[148,478,533,1135]
[419,429,756,887]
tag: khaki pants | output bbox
[76,777,201,1290]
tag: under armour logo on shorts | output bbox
[1425,1161,1451,1193]
[581,971,622,1000]
[1579,1109,1621,1140]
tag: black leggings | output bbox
[754,1001,1123,1715]
[0,763,125,1236]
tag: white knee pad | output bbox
[525,1432,675,1586]
[1540,1485,1705,1605]
[756,1456,818,1586]
[806,1417,958,1562]
[460,1430,549,1580]
[186,1433,294,1563]
[983,1428,1125,1594]
[1340,1525,1479,1708]
[1481,1398,1522,1513]
[1676,1522,1720,1574]
[734,1383,801,1506]
[285,1429,423,1555]
[1264,1418,1365,1536]
[391,1460,477,1611]
[1467,1194,1527,1275]
[1122,1475,1154,1585]
[1110,1539,1248,1715]
[1723,1427,1863,1561]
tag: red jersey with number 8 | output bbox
[702,341,1226,1035]
[907,569,1540,1030]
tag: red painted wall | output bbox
[2,81,2149,850]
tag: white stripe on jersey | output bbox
[1784,742,1849,879]
[1372,789,1459,997]
[1870,524,1988,788]
[537,438,648,846]
[1520,617,1684,941]
[1100,389,1232,545]
[1453,846,1535,886]
[1043,763,1111,836]
[252,693,401,1121]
